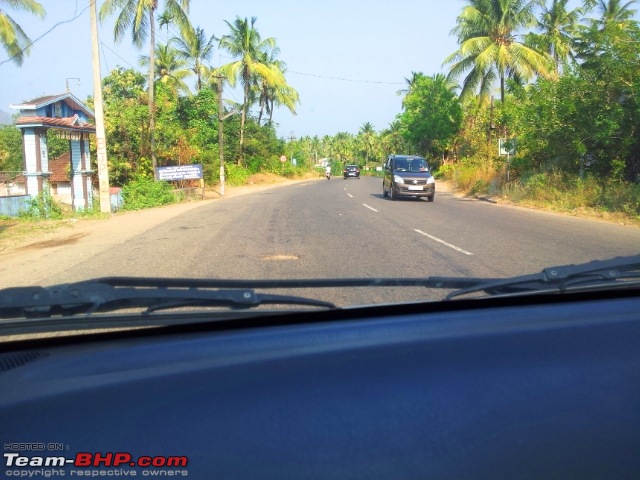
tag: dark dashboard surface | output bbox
[1,292,639,479]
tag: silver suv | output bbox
[382,155,435,201]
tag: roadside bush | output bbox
[224,163,252,186]
[435,164,455,179]
[501,171,639,220]
[121,178,176,210]
[20,191,63,219]
[444,158,498,194]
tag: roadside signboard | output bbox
[280,155,287,163]
[499,138,516,156]
[156,164,203,181]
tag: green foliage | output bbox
[444,0,553,104]
[46,130,71,161]
[103,67,146,100]
[504,20,640,182]
[102,68,150,185]
[0,125,22,171]
[121,178,176,210]
[396,73,462,158]
[20,191,63,220]
[224,163,251,186]
[177,89,218,161]
[503,172,640,218]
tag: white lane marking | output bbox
[363,204,378,212]
[414,229,473,256]
[347,193,354,198]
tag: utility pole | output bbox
[214,76,241,196]
[217,75,225,196]
[90,0,111,213]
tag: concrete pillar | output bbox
[82,138,93,209]
[70,136,94,211]
[22,128,50,197]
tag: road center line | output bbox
[347,193,354,198]
[363,204,378,212]
[414,229,473,255]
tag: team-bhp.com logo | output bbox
[5,452,188,468]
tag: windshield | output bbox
[394,158,429,172]
[0,0,639,328]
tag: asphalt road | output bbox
[3,176,639,306]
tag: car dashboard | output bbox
[1,290,639,479]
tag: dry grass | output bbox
[443,165,640,227]
[0,217,78,252]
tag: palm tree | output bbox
[310,135,321,164]
[594,0,637,29]
[157,9,173,35]
[266,82,299,126]
[140,42,190,96]
[217,16,284,164]
[444,0,553,104]
[0,0,45,66]
[396,71,426,96]
[100,0,192,173]
[358,122,376,169]
[255,55,299,126]
[173,26,215,93]
[527,0,583,73]
[333,132,355,165]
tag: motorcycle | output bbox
[325,170,331,180]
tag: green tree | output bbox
[157,9,173,35]
[357,122,377,169]
[255,53,299,126]
[593,0,637,29]
[380,122,410,157]
[506,14,640,181]
[0,0,44,66]
[332,132,356,165]
[445,0,553,104]
[397,74,463,159]
[140,41,190,95]
[527,0,584,73]
[101,67,150,184]
[173,26,216,93]
[396,71,427,98]
[0,125,22,171]
[217,16,284,164]
[99,0,192,174]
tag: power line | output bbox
[100,41,143,73]
[100,41,111,75]
[288,70,404,85]
[0,1,89,67]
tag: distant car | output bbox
[382,154,435,201]
[343,165,360,179]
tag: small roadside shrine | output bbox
[11,93,96,211]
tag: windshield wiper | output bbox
[0,277,481,320]
[0,281,340,319]
[443,254,640,300]
[0,255,638,321]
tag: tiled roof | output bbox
[15,115,95,132]
[49,152,71,183]
[0,172,25,184]
[15,94,66,107]
[11,92,95,118]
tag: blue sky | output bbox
[0,0,604,139]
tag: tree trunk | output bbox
[258,96,264,125]
[149,9,157,177]
[268,98,274,124]
[239,76,248,165]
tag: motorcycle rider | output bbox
[325,165,331,180]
